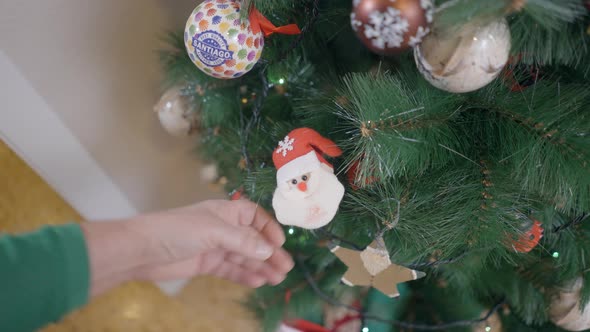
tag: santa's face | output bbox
[277,169,321,200]
[272,165,345,229]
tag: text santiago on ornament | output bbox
[193,40,233,59]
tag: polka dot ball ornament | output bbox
[185,0,261,79]
[185,0,300,80]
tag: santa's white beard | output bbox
[272,166,344,229]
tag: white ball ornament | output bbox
[414,18,511,93]
[154,87,199,137]
[184,0,264,79]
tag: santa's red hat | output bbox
[273,128,342,183]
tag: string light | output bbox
[288,227,295,235]
[552,251,559,258]
[362,327,369,332]
[278,78,285,84]
[241,98,248,104]
[485,326,491,332]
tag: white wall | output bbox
[0,0,223,216]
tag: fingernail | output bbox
[271,275,286,286]
[256,242,273,259]
[252,278,266,288]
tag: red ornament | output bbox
[513,219,544,253]
[503,53,540,92]
[347,160,361,190]
[346,158,378,190]
[350,0,434,55]
[230,188,244,201]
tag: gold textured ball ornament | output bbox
[414,18,511,93]
[154,87,200,137]
[350,0,434,55]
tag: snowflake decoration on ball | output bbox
[420,0,435,23]
[363,7,409,49]
[408,26,430,47]
[350,13,362,32]
[276,136,295,157]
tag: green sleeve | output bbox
[0,223,90,332]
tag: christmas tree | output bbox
[156,0,590,331]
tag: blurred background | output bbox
[0,0,259,330]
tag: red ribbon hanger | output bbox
[249,5,301,37]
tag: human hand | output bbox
[82,200,294,296]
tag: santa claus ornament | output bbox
[272,128,345,229]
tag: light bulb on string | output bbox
[362,327,369,332]
[552,251,559,258]
[485,326,491,332]
[278,78,285,85]
[288,227,295,235]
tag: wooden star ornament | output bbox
[331,237,425,297]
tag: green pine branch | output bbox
[334,72,465,182]
[473,81,590,212]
